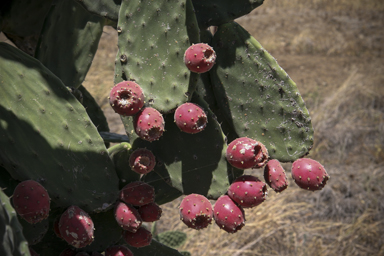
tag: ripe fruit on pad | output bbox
[138,202,162,222]
[114,202,142,232]
[228,175,267,208]
[105,245,133,256]
[109,81,145,116]
[129,148,156,174]
[133,107,165,142]
[291,158,329,191]
[226,137,269,169]
[119,181,155,206]
[179,193,213,230]
[12,180,50,224]
[213,195,245,233]
[264,159,288,193]
[58,205,94,248]
[123,227,152,248]
[174,103,208,134]
[184,43,216,73]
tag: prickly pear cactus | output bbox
[0,0,325,254]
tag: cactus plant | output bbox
[0,0,328,254]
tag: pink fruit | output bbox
[123,227,152,248]
[228,175,267,208]
[133,107,165,142]
[109,81,145,116]
[264,159,288,193]
[129,148,156,174]
[138,202,162,222]
[179,193,213,230]
[12,180,50,224]
[291,158,329,191]
[59,248,77,256]
[213,195,245,233]
[58,205,94,248]
[105,245,133,256]
[226,137,269,169]
[184,43,216,73]
[174,103,208,134]
[114,202,142,232]
[119,181,155,206]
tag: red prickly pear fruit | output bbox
[119,181,155,206]
[59,248,77,256]
[12,180,50,224]
[264,159,288,193]
[228,175,267,208]
[291,158,329,191]
[184,43,216,73]
[123,227,152,248]
[109,81,145,116]
[29,247,39,256]
[129,148,156,174]
[133,107,165,142]
[138,202,162,222]
[75,253,90,256]
[174,103,208,134]
[114,202,142,233]
[226,137,269,169]
[179,193,213,230]
[213,195,245,233]
[58,205,94,248]
[105,245,133,256]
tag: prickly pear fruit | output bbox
[174,103,208,134]
[123,227,152,248]
[105,245,133,256]
[58,205,94,248]
[114,202,142,233]
[226,137,269,169]
[228,175,267,208]
[133,107,165,142]
[213,195,245,234]
[264,159,288,193]
[119,181,155,206]
[129,148,156,174]
[12,180,50,224]
[138,202,162,222]
[291,158,329,191]
[59,248,77,256]
[184,43,216,73]
[109,81,145,116]
[179,194,213,230]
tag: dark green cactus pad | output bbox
[74,0,121,22]
[82,209,123,252]
[122,95,242,202]
[126,238,184,256]
[35,0,105,89]
[0,166,19,197]
[0,43,119,213]
[18,217,49,245]
[108,142,140,189]
[115,0,200,113]
[192,0,264,29]
[156,230,187,248]
[0,189,30,256]
[100,132,130,143]
[210,22,314,162]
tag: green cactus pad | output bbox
[108,142,140,189]
[156,230,187,248]
[126,238,184,256]
[74,0,121,22]
[0,189,30,256]
[122,95,242,201]
[210,22,314,162]
[0,43,119,213]
[18,217,49,245]
[35,0,105,89]
[115,0,200,113]
[0,166,19,197]
[192,0,264,29]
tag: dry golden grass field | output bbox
[3,0,383,255]
[79,0,384,255]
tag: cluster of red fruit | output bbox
[178,137,329,233]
